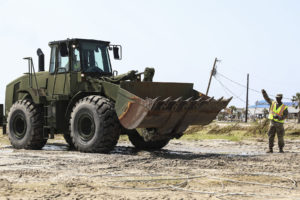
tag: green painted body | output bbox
[5,38,231,140]
[5,70,105,133]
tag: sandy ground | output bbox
[0,135,300,200]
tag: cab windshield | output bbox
[74,42,112,74]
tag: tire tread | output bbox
[70,95,120,153]
[7,99,47,150]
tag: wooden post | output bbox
[245,73,249,123]
[206,57,218,96]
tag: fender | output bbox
[18,88,45,104]
[18,90,32,100]
[65,91,100,119]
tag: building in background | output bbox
[217,100,299,122]
[249,100,299,119]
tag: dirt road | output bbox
[0,135,300,200]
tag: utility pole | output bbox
[245,73,249,123]
[206,57,219,96]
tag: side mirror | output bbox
[36,48,44,72]
[60,43,69,57]
[111,45,122,60]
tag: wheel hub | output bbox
[13,113,27,139]
[78,114,95,141]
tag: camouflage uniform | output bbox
[268,120,285,149]
[262,91,288,151]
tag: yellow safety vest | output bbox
[268,101,288,123]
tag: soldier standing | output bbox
[261,89,288,153]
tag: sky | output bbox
[0,0,299,107]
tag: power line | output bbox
[215,72,292,101]
[214,76,253,114]
[214,77,246,103]
[217,72,263,94]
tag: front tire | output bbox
[7,100,47,149]
[70,95,121,153]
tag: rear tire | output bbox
[70,95,121,153]
[7,100,47,149]
[128,130,169,150]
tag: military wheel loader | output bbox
[1,38,231,153]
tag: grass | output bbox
[181,130,246,142]
[181,121,300,142]
[181,122,263,142]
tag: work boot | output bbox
[266,148,273,153]
[279,148,284,153]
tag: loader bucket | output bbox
[112,81,231,135]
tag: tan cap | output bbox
[276,94,283,98]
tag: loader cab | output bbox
[46,39,114,98]
[72,41,113,75]
[48,39,113,74]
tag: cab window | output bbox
[81,42,112,74]
[72,48,81,72]
[57,47,69,73]
[49,46,56,74]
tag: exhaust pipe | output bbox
[37,48,44,72]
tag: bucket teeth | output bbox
[206,97,214,102]
[116,81,233,130]
[194,98,208,109]
[220,97,232,107]
[225,97,233,105]
[185,97,193,102]
[160,97,174,110]
[182,97,193,110]
[174,97,183,102]
[152,97,160,103]
[163,96,172,102]
[217,97,224,102]
[149,95,231,112]
[171,97,184,111]
[152,97,162,110]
